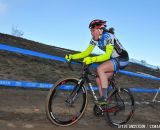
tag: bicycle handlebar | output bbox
[66,60,83,71]
[66,60,97,77]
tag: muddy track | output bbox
[0,87,160,130]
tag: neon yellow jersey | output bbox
[72,31,128,63]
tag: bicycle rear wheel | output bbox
[45,78,87,126]
[105,88,135,127]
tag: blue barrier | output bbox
[0,44,65,62]
[0,79,160,92]
[129,88,160,93]
[119,70,160,81]
[91,64,160,81]
[0,80,52,89]
[0,43,160,93]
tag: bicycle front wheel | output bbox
[45,78,87,126]
[105,88,135,127]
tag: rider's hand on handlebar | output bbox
[83,57,97,65]
[65,54,73,62]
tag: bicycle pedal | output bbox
[93,105,104,117]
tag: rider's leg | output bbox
[97,60,114,98]
[96,72,113,97]
[96,77,102,96]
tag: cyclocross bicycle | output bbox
[45,60,135,127]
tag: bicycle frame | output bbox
[68,61,125,113]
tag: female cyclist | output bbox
[65,19,129,105]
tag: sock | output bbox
[102,88,108,98]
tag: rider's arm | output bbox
[72,44,95,59]
[92,43,114,62]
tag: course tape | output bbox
[0,43,160,92]
[0,79,52,89]
[91,64,160,81]
[0,79,160,93]
[0,43,65,62]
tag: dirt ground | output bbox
[0,87,160,130]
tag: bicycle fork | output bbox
[65,79,85,105]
